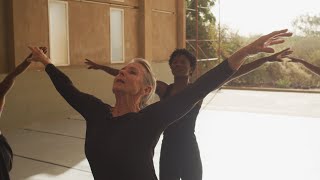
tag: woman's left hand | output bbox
[267,48,293,62]
[28,46,51,66]
[244,29,293,55]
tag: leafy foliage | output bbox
[292,14,320,36]
[185,1,320,89]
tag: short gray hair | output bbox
[131,58,156,108]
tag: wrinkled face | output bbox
[112,62,149,97]
[170,55,193,77]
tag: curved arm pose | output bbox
[85,49,292,97]
[287,56,320,76]
[28,29,291,180]
[0,47,47,180]
[85,47,292,180]
[230,48,292,80]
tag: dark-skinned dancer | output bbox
[0,47,47,180]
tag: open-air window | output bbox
[110,8,125,63]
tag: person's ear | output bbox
[143,86,152,96]
[189,68,195,76]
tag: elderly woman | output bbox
[84,47,293,180]
[28,29,292,180]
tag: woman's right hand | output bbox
[244,29,293,55]
[28,46,51,66]
[267,48,293,62]
[228,29,293,70]
[84,59,102,70]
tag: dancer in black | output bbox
[159,48,292,180]
[85,47,292,180]
[28,29,292,180]
[0,134,12,180]
[0,47,47,180]
[288,56,320,76]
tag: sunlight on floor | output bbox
[196,110,320,180]
[9,90,320,180]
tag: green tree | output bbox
[292,13,320,36]
[213,25,243,59]
[186,0,217,59]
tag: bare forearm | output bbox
[300,61,320,76]
[6,60,31,80]
[230,57,268,80]
[0,78,14,98]
[0,97,4,116]
[0,55,33,96]
[100,66,119,76]
[5,53,33,81]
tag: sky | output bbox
[211,0,320,36]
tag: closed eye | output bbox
[128,67,138,75]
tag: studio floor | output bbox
[6,89,320,180]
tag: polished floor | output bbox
[6,89,320,180]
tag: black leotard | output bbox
[45,60,234,180]
[0,134,13,180]
[160,84,203,180]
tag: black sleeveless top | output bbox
[162,84,203,140]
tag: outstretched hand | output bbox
[84,59,102,70]
[267,48,293,62]
[245,29,293,55]
[228,29,293,70]
[39,47,48,54]
[28,46,51,65]
[26,47,47,59]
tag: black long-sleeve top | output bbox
[0,134,13,180]
[45,60,235,180]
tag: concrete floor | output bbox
[5,89,320,180]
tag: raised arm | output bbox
[28,47,106,120]
[0,49,39,171]
[9,47,47,78]
[85,59,119,76]
[143,29,292,130]
[0,47,47,114]
[288,56,320,76]
[229,48,292,81]
[0,48,45,97]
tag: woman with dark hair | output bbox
[0,47,47,180]
[158,48,292,180]
[28,29,291,180]
[85,47,292,180]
